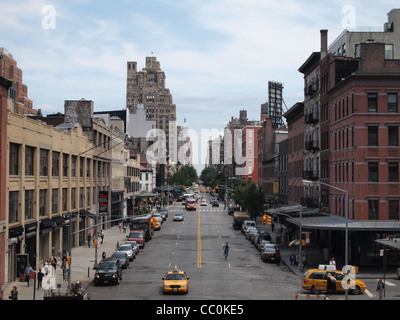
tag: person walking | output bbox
[87,233,92,248]
[44,259,49,275]
[10,286,18,300]
[24,264,33,287]
[37,269,44,289]
[101,229,105,243]
[61,251,68,281]
[377,279,385,300]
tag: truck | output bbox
[129,214,155,242]
[232,211,251,230]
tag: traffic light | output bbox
[263,215,271,225]
[262,215,267,225]
[267,215,272,225]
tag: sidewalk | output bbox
[255,217,397,279]
[3,225,130,300]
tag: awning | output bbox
[375,238,400,250]
[52,215,65,230]
[9,225,24,238]
[79,210,96,220]
[40,218,55,235]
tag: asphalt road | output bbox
[87,195,300,301]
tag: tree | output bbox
[168,165,198,186]
[231,179,264,220]
[200,167,226,188]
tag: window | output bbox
[9,143,20,175]
[25,190,34,220]
[9,191,19,223]
[62,188,68,212]
[368,126,379,146]
[51,189,58,214]
[80,157,84,177]
[368,162,379,182]
[71,156,77,177]
[385,44,394,60]
[39,190,47,217]
[63,154,69,177]
[388,162,399,182]
[389,200,399,220]
[368,199,379,220]
[388,93,398,112]
[25,146,35,176]
[52,151,60,176]
[71,188,76,210]
[388,126,399,146]
[40,149,49,176]
[368,93,378,112]
[79,187,84,208]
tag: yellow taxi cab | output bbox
[162,269,190,294]
[301,266,367,295]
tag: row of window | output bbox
[9,143,113,178]
[9,187,100,224]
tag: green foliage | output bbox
[200,167,226,187]
[167,165,198,186]
[231,179,264,219]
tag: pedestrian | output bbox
[87,232,92,248]
[326,273,336,294]
[37,269,44,289]
[98,235,102,247]
[61,251,68,281]
[118,221,122,232]
[329,257,336,268]
[9,286,18,300]
[102,252,106,260]
[271,222,275,232]
[101,229,105,243]
[123,222,127,233]
[24,264,33,287]
[44,259,49,275]
[290,252,296,265]
[278,225,283,237]
[0,284,4,300]
[376,279,385,300]
[51,257,57,271]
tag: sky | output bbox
[1,0,399,169]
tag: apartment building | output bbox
[6,111,96,283]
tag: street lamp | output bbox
[302,179,349,300]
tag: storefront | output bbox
[8,225,23,282]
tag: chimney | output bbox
[320,29,328,59]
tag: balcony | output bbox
[303,170,319,181]
[305,111,319,124]
[305,140,319,151]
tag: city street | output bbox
[88,196,300,300]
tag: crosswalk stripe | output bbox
[365,289,374,297]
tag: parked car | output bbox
[257,239,273,252]
[123,240,140,255]
[94,257,122,285]
[242,220,256,234]
[244,227,258,240]
[261,245,281,263]
[128,230,145,248]
[117,244,135,261]
[173,213,184,221]
[111,252,129,269]
[159,208,168,220]
[254,231,272,248]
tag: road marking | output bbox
[381,280,396,286]
[197,207,202,268]
[365,289,373,298]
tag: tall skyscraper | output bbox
[126,57,177,184]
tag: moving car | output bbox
[201,198,207,206]
[301,268,367,295]
[117,244,135,261]
[212,201,219,207]
[111,252,129,269]
[186,198,197,211]
[173,213,184,221]
[94,257,122,286]
[162,269,190,294]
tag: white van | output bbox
[241,220,256,234]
